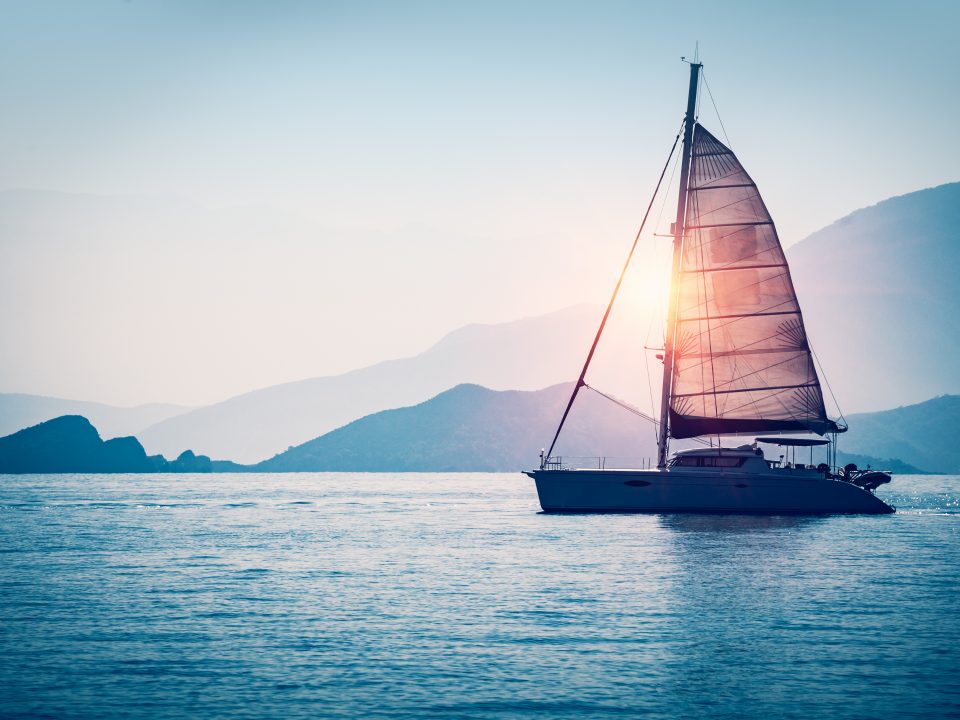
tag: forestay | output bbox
[668,124,838,439]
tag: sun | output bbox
[622,238,673,320]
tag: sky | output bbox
[1,0,957,406]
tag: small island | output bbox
[0,415,217,474]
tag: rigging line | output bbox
[810,342,847,427]
[651,126,684,329]
[643,340,660,445]
[583,383,659,427]
[544,119,685,460]
[701,70,732,149]
[643,147,683,445]
[655,140,683,231]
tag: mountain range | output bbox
[144,182,960,463]
[1,182,958,465]
[137,304,608,463]
[6,388,948,475]
[838,395,960,474]
[256,383,657,472]
[256,384,946,474]
[788,182,960,412]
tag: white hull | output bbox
[527,468,894,514]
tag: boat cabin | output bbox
[669,444,825,475]
[669,447,765,471]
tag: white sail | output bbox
[668,124,838,439]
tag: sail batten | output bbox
[673,383,821,399]
[686,221,773,229]
[689,183,756,191]
[668,124,835,439]
[682,262,787,274]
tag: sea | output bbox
[1,472,958,719]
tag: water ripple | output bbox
[0,472,957,719]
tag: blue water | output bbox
[1,473,958,719]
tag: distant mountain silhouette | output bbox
[1,393,947,474]
[7,183,957,466]
[136,183,959,464]
[0,393,191,441]
[831,453,925,476]
[256,384,940,473]
[838,395,960,473]
[257,383,659,472]
[0,416,213,474]
[789,182,960,412]
[139,305,611,463]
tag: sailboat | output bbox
[526,62,894,514]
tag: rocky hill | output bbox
[0,416,213,474]
[257,383,659,473]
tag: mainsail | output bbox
[668,124,838,439]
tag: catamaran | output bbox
[527,61,894,514]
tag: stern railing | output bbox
[540,456,655,471]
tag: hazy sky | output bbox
[1,0,957,406]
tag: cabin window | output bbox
[671,456,745,468]
[703,456,745,468]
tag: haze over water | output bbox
[2,473,957,719]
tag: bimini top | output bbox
[674,445,759,457]
[755,437,830,447]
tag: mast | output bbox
[657,61,701,469]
